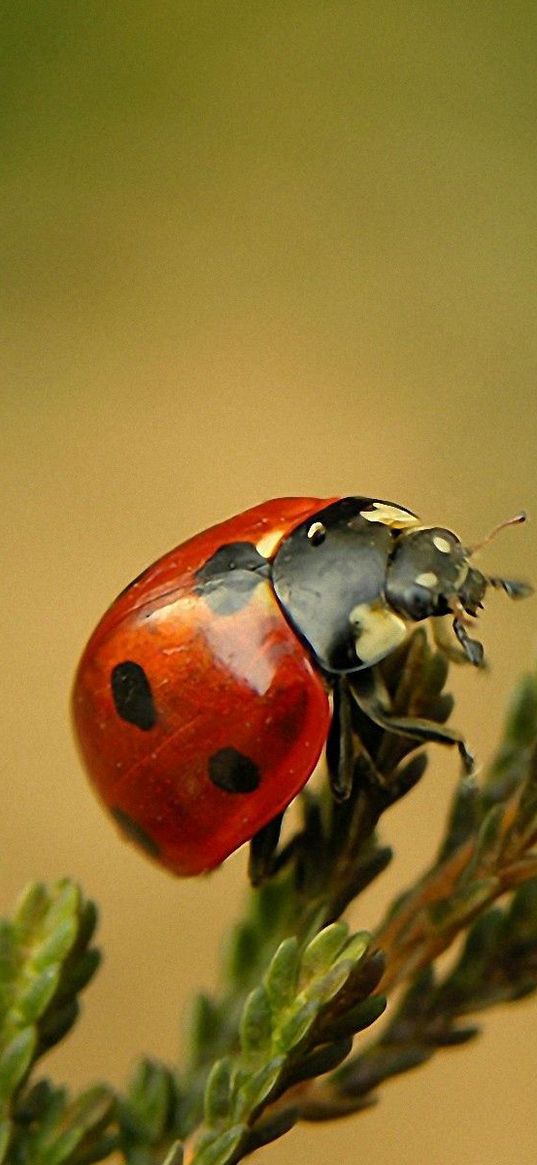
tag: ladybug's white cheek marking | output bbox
[256,529,285,559]
[416,571,439,588]
[360,503,421,530]
[349,602,407,666]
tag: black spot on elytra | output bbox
[208,747,261,794]
[111,806,161,857]
[195,541,270,615]
[111,661,157,731]
[197,541,269,582]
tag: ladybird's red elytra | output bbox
[72,495,532,877]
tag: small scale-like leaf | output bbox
[336,932,370,967]
[347,949,385,999]
[64,947,101,996]
[41,881,79,930]
[429,877,498,929]
[517,765,537,835]
[194,1122,246,1165]
[233,1056,285,1119]
[132,1061,173,1142]
[438,776,482,862]
[74,900,99,951]
[37,999,79,1052]
[239,987,272,1055]
[38,1125,82,1165]
[276,1000,318,1052]
[17,966,59,1025]
[0,1027,36,1099]
[431,1024,479,1047]
[14,1079,54,1122]
[305,962,352,1007]
[13,884,48,941]
[337,1043,432,1097]
[32,917,77,974]
[247,1105,298,1150]
[391,967,434,1023]
[187,993,222,1069]
[390,753,429,800]
[300,924,349,982]
[503,673,537,750]
[340,846,393,908]
[454,909,504,980]
[204,1058,233,1125]
[325,994,387,1041]
[0,928,16,1016]
[263,938,299,1012]
[504,878,537,944]
[284,1036,353,1087]
[0,1119,11,1164]
[464,805,506,876]
[63,1083,116,1140]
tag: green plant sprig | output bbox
[0,880,116,1164]
[3,636,537,1164]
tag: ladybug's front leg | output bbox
[325,675,355,801]
[248,812,285,886]
[349,667,475,775]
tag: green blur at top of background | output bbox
[3,6,537,1165]
[5,4,537,487]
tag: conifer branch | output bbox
[2,636,537,1162]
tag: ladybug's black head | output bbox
[385,514,532,667]
[272,497,532,675]
[386,527,469,621]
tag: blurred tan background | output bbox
[3,4,537,1162]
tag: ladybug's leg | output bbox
[349,668,474,775]
[248,811,284,886]
[430,616,471,665]
[326,675,355,801]
[452,616,484,667]
[431,611,486,667]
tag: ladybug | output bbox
[72,495,531,877]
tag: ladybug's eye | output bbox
[307,521,326,546]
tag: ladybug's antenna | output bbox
[466,510,533,603]
[469,511,527,558]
